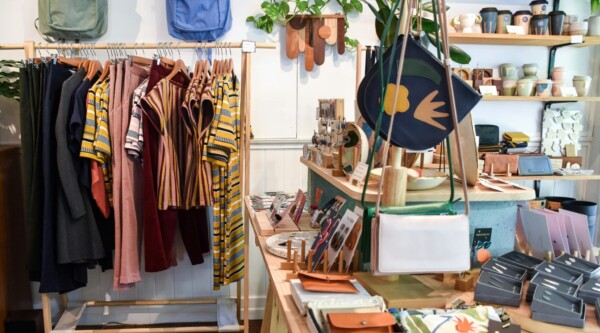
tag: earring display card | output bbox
[498,251,543,278]
[532,209,569,255]
[471,228,492,267]
[559,209,596,264]
[325,209,359,272]
[553,253,600,281]
[342,207,363,274]
[531,285,586,328]
[481,258,526,283]
[534,261,584,285]
[474,270,523,307]
[519,209,554,259]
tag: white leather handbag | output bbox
[365,0,473,276]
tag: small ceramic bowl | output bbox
[523,63,538,76]
[570,21,589,35]
[536,79,553,97]
[406,169,448,191]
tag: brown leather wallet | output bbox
[327,312,396,333]
[297,272,358,293]
[483,153,519,175]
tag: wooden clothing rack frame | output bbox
[1,40,276,333]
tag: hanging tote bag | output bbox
[37,0,108,40]
[166,0,232,42]
[360,0,474,276]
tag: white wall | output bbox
[0,0,597,325]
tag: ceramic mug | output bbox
[551,67,564,81]
[455,13,480,33]
[502,79,517,96]
[573,75,592,97]
[522,63,538,77]
[517,79,534,96]
[480,7,499,33]
[531,14,549,35]
[514,10,533,34]
[589,15,600,36]
[500,63,518,79]
[552,80,564,96]
[549,11,566,35]
[530,0,548,15]
[497,10,512,34]
[536,79,553,97]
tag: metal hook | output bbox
[140,43,145,55]
[176,42,181,59]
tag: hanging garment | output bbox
[141,62,180,272]
[39,63,87,293]
[20,64,41,281]
[72,77,114,272]
[111,60,150,289]
[177,71,214,265]
[205,73,244,289]
[124,79,148,162]
[55,71,105,265]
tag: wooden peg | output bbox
[546,251,553,262]
[301,240,306,262]
[338,251,344,273]
[323,250,329,273]
[287,239,292,262]
[490,164,495,177]
[560,250,565,256]
[307,250,314,273]
[507,163,512,177]
[585,250,591,261]
[352,250,360,272]
[292,250,299,273]
[574,250,580,258]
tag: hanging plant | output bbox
[366,0,471,64]
[246,0,363,49]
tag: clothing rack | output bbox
[2,40,276,333]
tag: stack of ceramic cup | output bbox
[551,67,565,96]
[500,63,518,96]
[480,8,499,33]
[530,0,550,35]
[549,11,566,35]
[520,63,537,96]
[589,15,600,36]
[514,10,533,34]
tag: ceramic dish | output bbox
[265,231,319,259]
[370,168,447,191]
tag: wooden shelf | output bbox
[500,174,600,181]
[482,96,600,102]
[301,156,535,202]
[449,33,600,47]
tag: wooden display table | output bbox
[245,199,600,332]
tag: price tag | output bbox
[506,25,525,35]
[570,35,583,44]
[241,40,256,53]
[315,151,323,166]
[350,162,369,186]
[479,85,498,96]
[560,86,578,97]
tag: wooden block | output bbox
[455,272,474,291]
[321,153,334,169]
[280,262,308,271]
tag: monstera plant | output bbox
[366,0,471,64]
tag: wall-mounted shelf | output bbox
[481,96,600,102]
[301,157,535,202]
[500,174,600,181]
[449,33,600,47]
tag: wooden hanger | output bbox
[96,60,111,84]
[58,56,85,68]
[131,55,153,66]
[85,60,103,81]
[166,59,187,81]
[160,56,176,68]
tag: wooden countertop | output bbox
[301,157,535,203]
